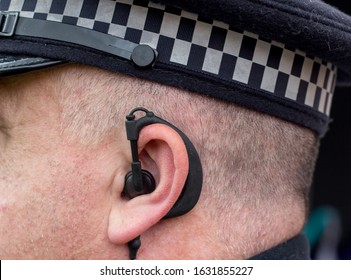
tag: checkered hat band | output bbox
[0,0,337,117]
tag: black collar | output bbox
[249,234,311,260]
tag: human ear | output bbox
[108,123,189,244]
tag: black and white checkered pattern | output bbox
[0,0,337,116]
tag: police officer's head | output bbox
[0,0,349,259]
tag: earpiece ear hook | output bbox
[124,107,203,259]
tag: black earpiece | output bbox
[124,170,155,199]
[123,107,202,217]
[123,107,203,259]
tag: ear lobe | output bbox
[108,124,189,244]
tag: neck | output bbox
[208,201,306,259]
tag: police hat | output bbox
[0,0,350,136]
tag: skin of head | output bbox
[0,64,319,259]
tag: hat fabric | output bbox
[0,0,349,136]
[157,0,351,85]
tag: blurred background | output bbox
[306,0,351,260]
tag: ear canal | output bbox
[123,170,156,199]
